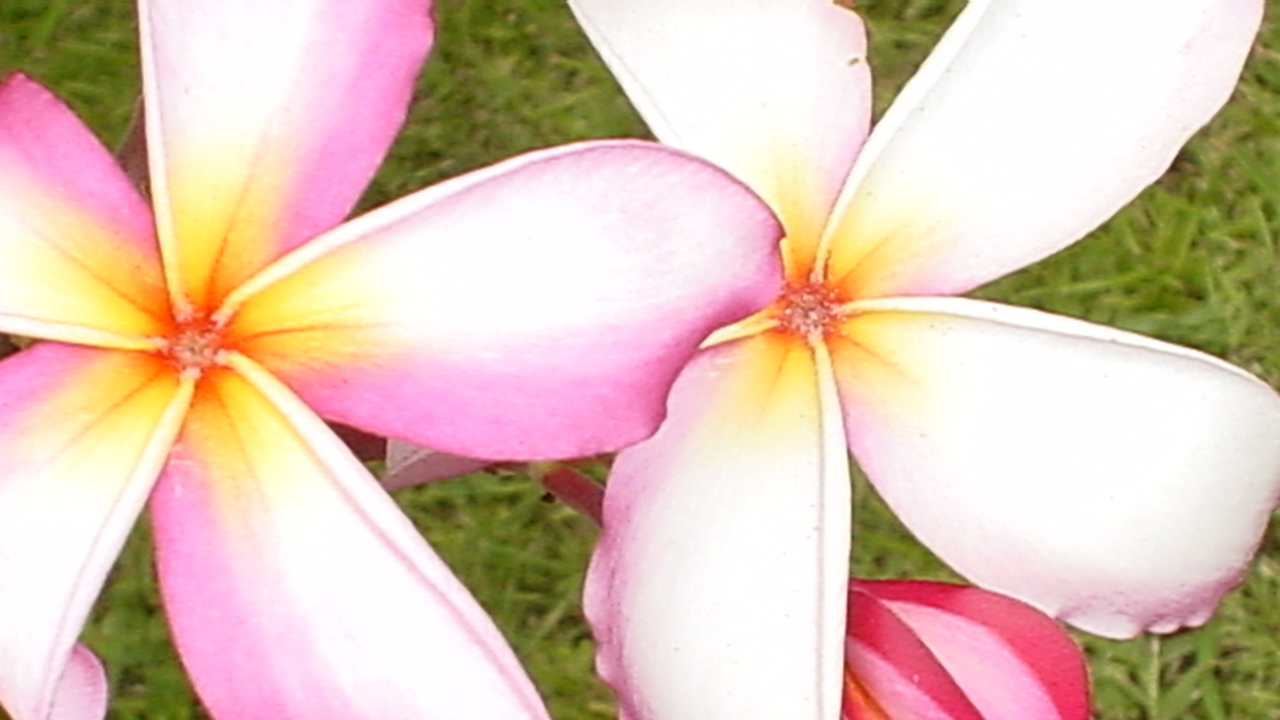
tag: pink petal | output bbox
[852,581,1089,720]
[832,296,1280,637]
[587,335,850,720]
[0,74,166,347]
[225,141,783,460]
[382,440,492,490]
[47,646,108,720]
[151,355,550,720]
[569,0,871,279]
[844,585,983,720]
[821,0,1263,297]
[138,0,433,311]
[0,344,190,720]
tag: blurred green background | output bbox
[2,0,1280,718]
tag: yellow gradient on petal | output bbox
[0,183,168,340]
[820,187,945,300]
[828,309,940,423]
[704,332,821,451]
[175,355,406,562]
[1,351,182,503]
[161,147,293,312]
[0,347,190,720]
[759,160,833,285]
[223,241,398,374]
[181,367,319,510]
[606,332,850,720]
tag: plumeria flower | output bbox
[846,580,1089,720]
[495,466,1091,720]
[0,0,785,717]
[562,0,1280,718]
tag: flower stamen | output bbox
[773,281,848,341]
[162,316,226,371]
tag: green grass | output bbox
[3,0,1280,718]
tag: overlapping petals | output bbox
[846,580,1090,720]
[572,0,1280,719]
[835,298,1280,637]
[140,0,432,310]
[0,345,190,720]
[46,647,108,720]
[819,0,1264,298]
[152,357,550,720]
[0,76,166,347]
[571,0,871,278]
[383,442,491,490]
[0,0,787,716]
[588,336,850,720]
[223,142,782,459]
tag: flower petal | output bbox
[569,0,871,278]
[844,584,982,720]
[139,0,433,311]
[383,440,491,490]
[151,355,550,720]
[821,0,1263,297]
[0,344,190,720]
[0,74,166,347]
[831,297,1280,638]
[852,580,1090,720]
[48,646,108,720]
[586,334,850,720]
[225,141,783,460]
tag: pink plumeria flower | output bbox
[0,0,785,717]
[566,0,1280,718]
[846,580,1089,720]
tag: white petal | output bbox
[569,0,872,275]
[821,0,1263,297]
[587,335,850,720]
[831,296,1280,637]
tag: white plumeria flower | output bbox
[565,1,1280,719]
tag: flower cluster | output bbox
[1,1,1277,720]
[568,0,1280,716]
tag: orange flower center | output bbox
[162,315,227,371]
[772,281,848,341]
